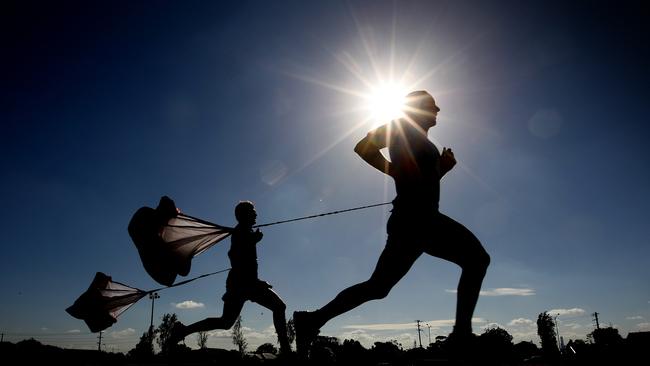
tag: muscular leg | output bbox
[182,297,245,336]
[293,217,421,358]
[312,239,422,329]
[424,213,490,334]
[251,287,291,353]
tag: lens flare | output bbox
[366,82,408,126]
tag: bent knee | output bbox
[460,247,490,272]
[222,316,238,329]
[480,248,490,265]
[261,296,286,314]
[365,281,392,300]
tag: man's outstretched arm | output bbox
[354,124,393,177]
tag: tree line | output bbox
[1,311,646,365]
[122,311,646,365]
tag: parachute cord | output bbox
[148,268,231,294]
[254,201,392,228]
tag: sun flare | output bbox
[365,82,409,126]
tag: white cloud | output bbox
[242,325,276,341]
[110,328,136,339]
[335,329,419,349]
[561,323,583,330]
[206,329,231,338]
[338,329,376,343]
[508,318,535,327]
[343,320,451,331]
[66,329,81,333]
[394,333,418,349]
[483,288,536,296]
[637,322,650,330]
[446,288,535,296]
[547,308,585,316]
[343,318,485,331]
[243,326,278,350]
[174,300,205,309]
[510,330,539,344]
[626,316,644,320]
[201,325,277,350]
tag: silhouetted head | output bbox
[404,90,440,129]
[235,200,257,226]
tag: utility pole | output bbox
[553,314,561,351]
[415,320,423,348]
[97,331,103,352]
[592,312,600,329]
[426,324,432,347]
[149,292,160,337]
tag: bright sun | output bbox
[365,82,409,126]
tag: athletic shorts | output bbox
[221,278,273,303]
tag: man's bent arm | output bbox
[354,124,393,177]
[439,147,456,178]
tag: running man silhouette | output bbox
[170,201,291,354]
[294,90,490,356]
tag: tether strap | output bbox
[253,201,392,228]
[148,268,231,294]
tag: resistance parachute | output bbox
[128,196,232,286]
[67,269,230,332]
[66,272,146,333]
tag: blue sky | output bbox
[2,0,649,352]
